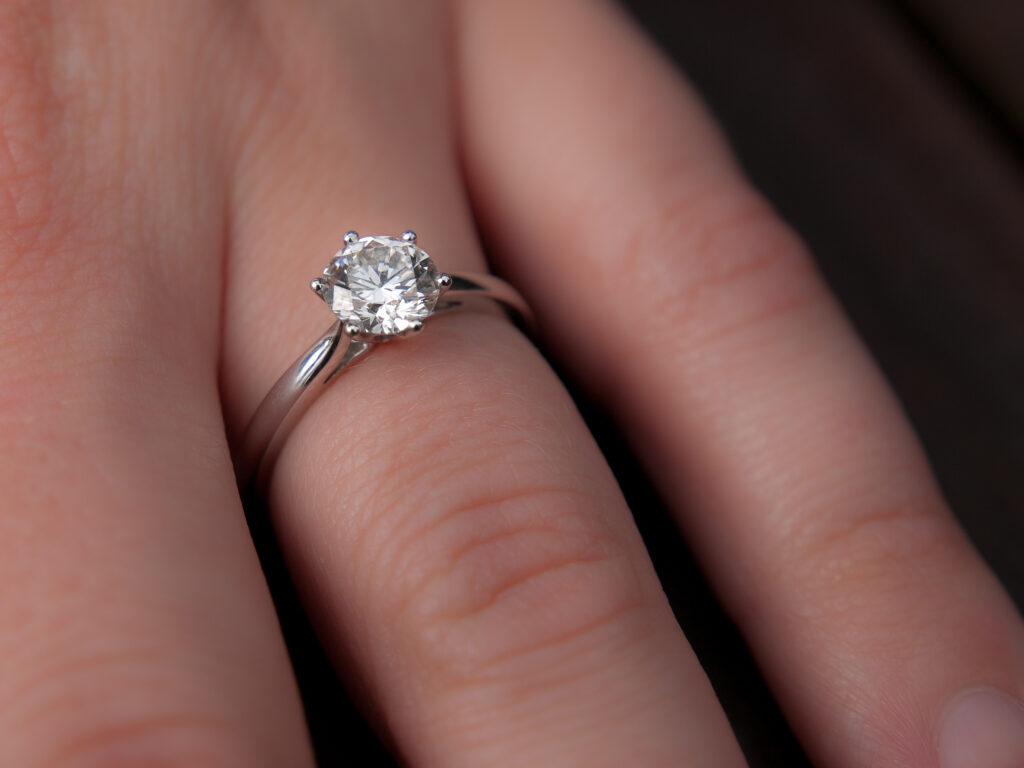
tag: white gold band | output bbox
[234,267,530,491]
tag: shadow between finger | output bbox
[244,495,397,767]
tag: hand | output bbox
[1,1,1021,766]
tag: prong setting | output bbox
[438,272,453,291]
[315,233,442,339]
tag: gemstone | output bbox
[319,235,441,337]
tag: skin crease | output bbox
[0,1,1020,767]
[454,1,1024,766]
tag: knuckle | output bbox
[0,3,117,300]
[5,648,245,768]
[614,173,822,345]
[394,485,640,677]
[780,494,961,620]
[0,6,183,378]
[41,713,239,768]
[304,322,647,680]
[0,4,61,279]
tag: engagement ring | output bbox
[235,231,531,489]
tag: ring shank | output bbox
[234,271,530,491]
[443,273,532,321]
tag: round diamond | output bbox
[320,235,441,337]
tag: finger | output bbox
[219,1,746,765]
[455,1,1024,766]
[0,4,311,765]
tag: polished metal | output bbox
[235,237,531,491]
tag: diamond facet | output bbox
[319,235,441,337]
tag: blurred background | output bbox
[264,2,1024,764]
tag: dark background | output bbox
[258,2,1024,764]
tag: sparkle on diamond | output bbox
[320,235,440,336]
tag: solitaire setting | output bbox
[310,232,448,340]
[237,230,531,489]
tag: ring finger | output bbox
[219,1,743,765]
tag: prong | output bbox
[344,321,362,336]
[344,231,359,245]
[401,230,417,243]
[310,278,326,295]
[438,272,453,291]
[406,320,425,335]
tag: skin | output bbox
[0,0,1020,766]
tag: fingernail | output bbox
[938,688,1024,768]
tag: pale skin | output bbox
[0,1,1022,766]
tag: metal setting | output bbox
[234,231,531,490]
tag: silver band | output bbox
[234,270,530,490]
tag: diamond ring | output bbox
[234,231,531,489]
